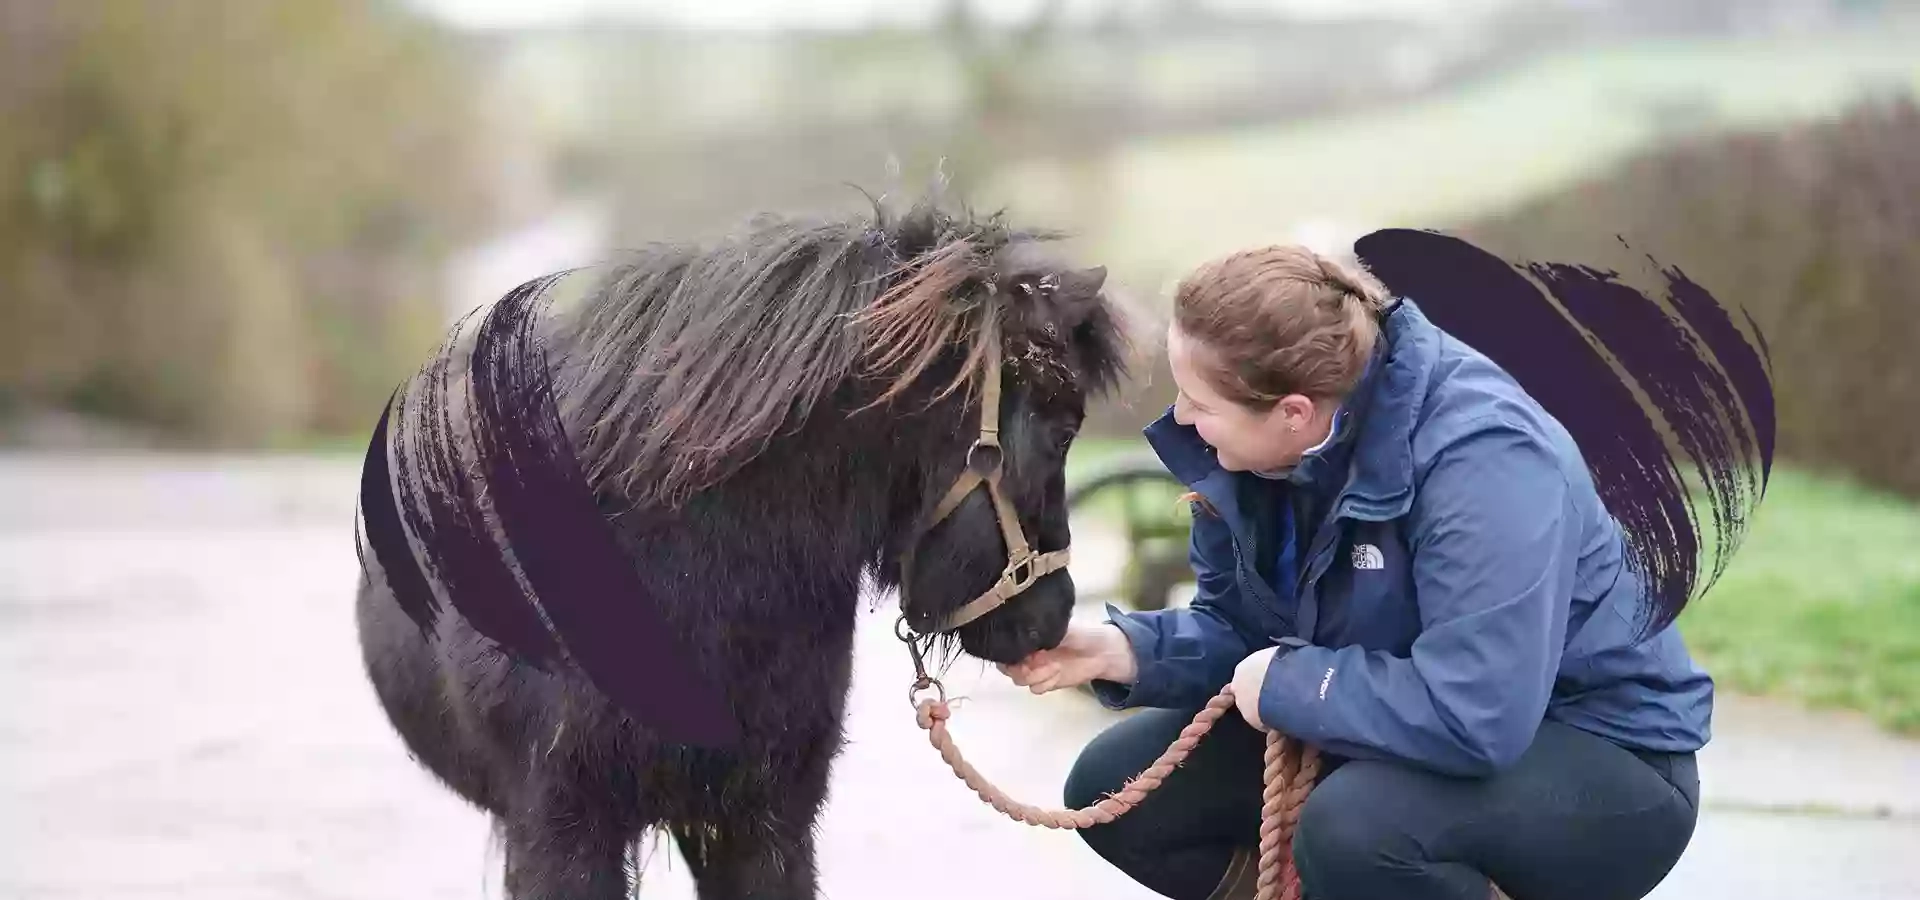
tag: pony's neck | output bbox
[537,267,972,603]
[576,386,942,607]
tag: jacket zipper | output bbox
[1294,492,1361,641]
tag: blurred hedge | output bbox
[1457,93,1920,500]
[0,0,498,446]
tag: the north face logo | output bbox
[1351,543,1384,570]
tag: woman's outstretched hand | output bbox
[998,620,1138,694]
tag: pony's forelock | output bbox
[849,237,998,413]
[554,198,1065,511]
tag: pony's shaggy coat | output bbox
[355,198,1129,899]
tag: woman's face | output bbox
[1167,323,1335,474]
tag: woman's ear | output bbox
[1275,394,1318,432]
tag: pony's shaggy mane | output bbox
[554,198,1060,510]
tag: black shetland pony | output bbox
[353,197,1129,899]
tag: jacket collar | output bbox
[1143,296,1440,522]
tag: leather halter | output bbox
[899,311,1072,636]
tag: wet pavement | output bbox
[4,453,1916,899]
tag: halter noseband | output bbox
[899,308,1072,636]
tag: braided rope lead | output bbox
[912,681,1320,900]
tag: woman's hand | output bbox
[1231,646,1280,730]
[998,620,1137,694]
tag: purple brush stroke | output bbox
[355,390,442,637]
[358,276,738,750]
[462,275,740,750]
[1526,263,1730,585]
[1661,261,1776,487]
[1355,229,1773,636]
[378,316,564,671]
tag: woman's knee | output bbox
[1061,714,1179,864]
[1062,742,1113,812]
[1294,773,1388,870]
[1291,762,1434,890]
[1063,707,1189,811]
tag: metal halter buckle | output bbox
[1002,551,1038,592]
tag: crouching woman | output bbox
[1001,246,1710,900]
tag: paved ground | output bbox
[4,453,1917,899]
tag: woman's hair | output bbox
[1172,245,1393,411]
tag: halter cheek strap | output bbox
[899,312,1071,635]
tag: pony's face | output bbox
[902,247,1124,665]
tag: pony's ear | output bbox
[1051,265,1107,330]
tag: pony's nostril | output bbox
[1026,626,1042,644]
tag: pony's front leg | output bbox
[501,811,635,900]
[673,815,820,900]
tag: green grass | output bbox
[1678,467,1920,735]
[1065,438,1920,735]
